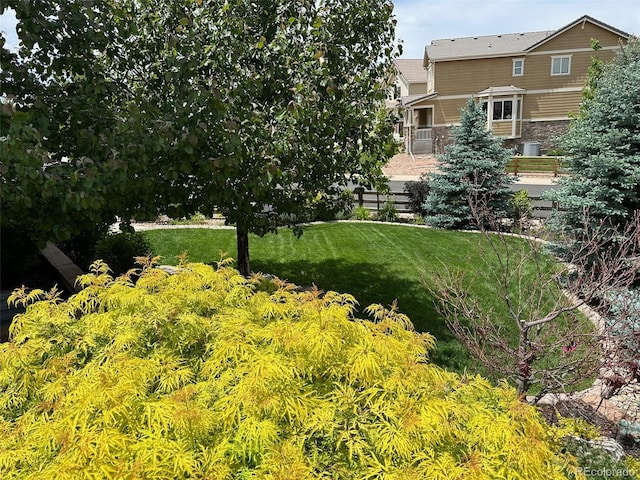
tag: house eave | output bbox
[476,85,526,97]
[402,93,438,107]
[430,52,527,63]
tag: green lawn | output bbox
[143,222,571,378]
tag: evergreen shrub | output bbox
[403,178,430,216]
[424,99,514,230]
[545,39,640,234]
[605,288,640,387]
[1,260,584,478]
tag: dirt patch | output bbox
[382,153,439,177]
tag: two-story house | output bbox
[394,15,630,155]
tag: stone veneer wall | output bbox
[520,120,571,154]
[430,120,571,155]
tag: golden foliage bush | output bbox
[0,259,583,479]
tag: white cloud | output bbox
[394,0,640,58]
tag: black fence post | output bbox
[353,186,365,207]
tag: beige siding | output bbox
[423,91,584,123]
[491,122,514,137]
[435,59,515,96]
[434,48,617,96]
[434,98,468,125]
[532,22,624,52]
[432,22,624,98]
[517,52,591,90]
[408,83,430,95]
[420,22,626,127]
[418,90,584,125]
[522,91,583,119]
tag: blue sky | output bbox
[1,1,638,57]
[394,0,640,58]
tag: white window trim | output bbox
[512,58,524,77]
[551,55,572,76]
[491,99,514,121]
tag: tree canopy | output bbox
[0,0,399,275]
[1,1,128,242]
[423,98,514,230]
[0,259,581,478]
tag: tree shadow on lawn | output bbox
[251,256,475,374]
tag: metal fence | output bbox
[353,189,560,219]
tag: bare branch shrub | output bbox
[426,199,640,400]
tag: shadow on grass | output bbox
[251,256,474,373]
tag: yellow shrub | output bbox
[0,261,583,479]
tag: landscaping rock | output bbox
[579,393,628,423]
[588,437,627,462]
[157,265,182,275]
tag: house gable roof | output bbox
[394,59,428,83]
[525,15,630,52]
[424,15,630,63]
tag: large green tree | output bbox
[546,38,640,235]
[1,0,398,276]
[423,99,514,230]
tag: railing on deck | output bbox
[415,128,432,140]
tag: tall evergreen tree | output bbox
[546,39,640,235]
[423,98,514,229]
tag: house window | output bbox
[551,55,571,75]
[513,59,524,76]
[492,100,513,121]
[416,108,432,128]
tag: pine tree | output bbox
[424,98,514,229]
[546,39,640,235]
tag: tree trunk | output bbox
[516,328,531,396]
[515,375,529,398]
[236,224,251,277]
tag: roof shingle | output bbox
[426,31,554,61]
[394,59,428,82]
